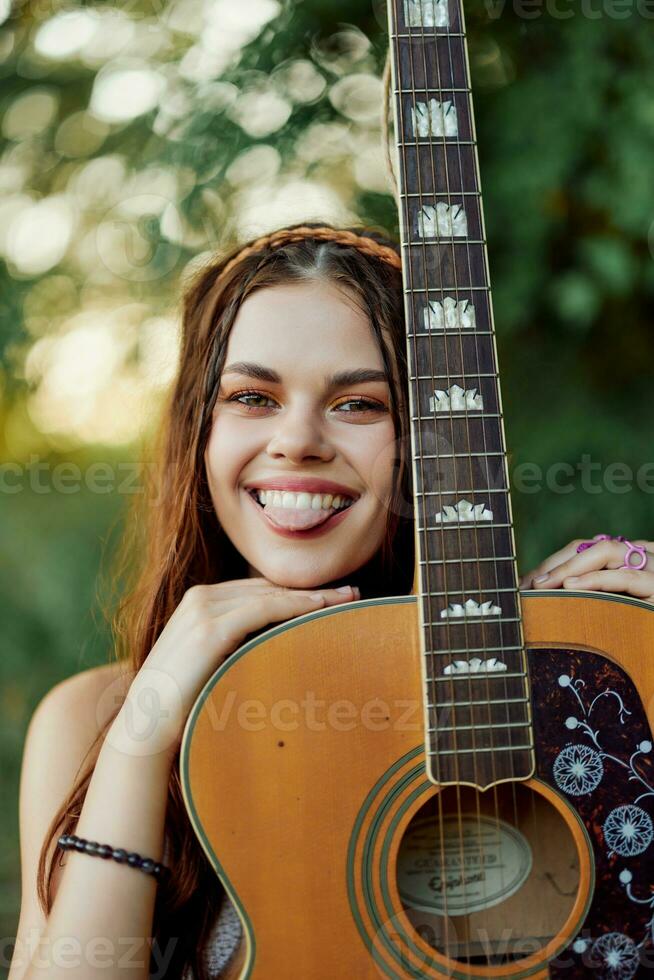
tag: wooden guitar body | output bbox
[181,590,654,978]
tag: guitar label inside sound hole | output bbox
[397,813,532,915]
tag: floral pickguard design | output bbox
[529,649,654,979]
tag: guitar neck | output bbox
[386,0,534,788]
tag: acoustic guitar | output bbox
[180,1,654,976]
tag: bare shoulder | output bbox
[32,661,135,743]
[9,662,137,978]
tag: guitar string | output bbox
[414,0,489,955]
[392,0,456,955]
[407,0,478,956]
[451,0,540,958]
[431,0,509,946]
[447,0,517,940]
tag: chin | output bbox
[249,551,358,591]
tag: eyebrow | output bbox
[221,361,389,388]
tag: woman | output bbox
[10,223,653,980]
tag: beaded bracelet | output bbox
[57,834,170,884]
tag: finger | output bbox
[519,537,654,589]
[208,585,360,617]
[561,568,654,601]
[519,537,597,588]
[535,542,653,589]
[214,587,361,652]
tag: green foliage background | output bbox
[0,0,652,966]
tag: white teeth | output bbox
[252,489,354,511]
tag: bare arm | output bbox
[10,579,358,980]
[11,688,174,980]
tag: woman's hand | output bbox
[109,578,360,761]
[519,535,654,603]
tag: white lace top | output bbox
[181,894,243,978]
[162,839,243,979]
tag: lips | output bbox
[243,477,358,498]
[244,487,355,538]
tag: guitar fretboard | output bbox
[387,0,534,789]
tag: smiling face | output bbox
[204,279,400,589]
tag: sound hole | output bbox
[395,783,580,965]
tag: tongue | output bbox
[262,503,336,530]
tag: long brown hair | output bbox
[36,221,414,978]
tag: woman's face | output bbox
[204,279,399,589]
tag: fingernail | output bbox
[534,573,549,583]
[336,585,353,593]
[309,593,325,601]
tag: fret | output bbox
[417,487,508,496]
[423,616,521,630]
[391,33,467,38]
[410,453,508,486]
[408,333,493,340]
[402,243,488,289]
[411,412,502,421]
[404,287,490,294]
[399,139,477,146]
[429,744,533,756]
[395,36,469,90]
[429,695,530,726]
[426,586,518,597]
[420,556,516,565]
[407,374,496,382]
[409,370,495,380]
[419,562,518,597]
[414,451,504,460]
[433,696,529,709]
[408,334,496,375]
[410,423,505,464]
[421,618,522,650]
[427,616,520,625]
[426,644,522,655]
[403,240,487,247]
[401,191,481,198]
[417,524,512,536]
[436,720,531,733]
[395,87,472,93]
[430,672,527,682]
[401,144,478,195]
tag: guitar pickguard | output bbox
[530,648,654,979]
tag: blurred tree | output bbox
[1,0,653,967]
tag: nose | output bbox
[265,405,334,464]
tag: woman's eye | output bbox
[334,399,385,413]
[228,391,276,410]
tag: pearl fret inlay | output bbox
[429,384,484,412]
[403,0,450,27]
[443,657,508,675]
[424,297,476,332]
[411,99,458,138]
[417,203,468,238]
[434,499,493,523]
[440,598,502,619]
